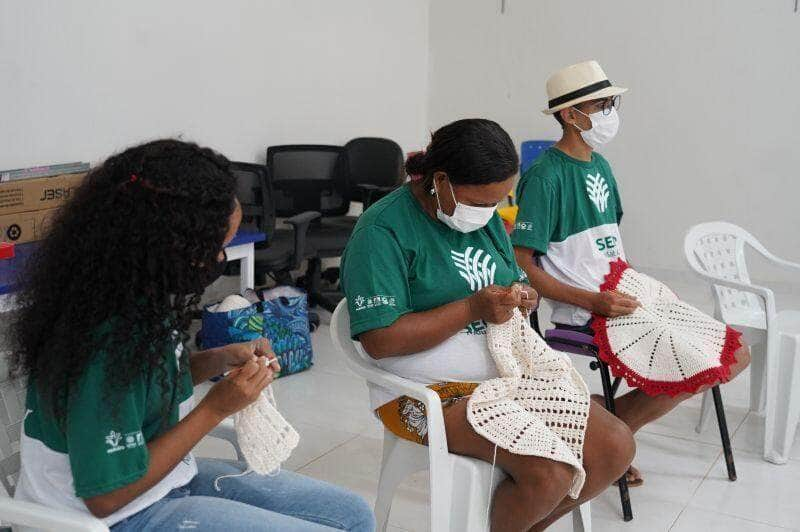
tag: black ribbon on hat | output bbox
[548,79,612,109]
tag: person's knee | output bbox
[337,490,375,532]
[606,417,636,477]
[515,458,574,506]
[732,344,751,376]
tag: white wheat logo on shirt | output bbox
[451,247,497,291]
[585,172,610,213]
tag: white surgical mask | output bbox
[572,107,619,149]
[434,179,496,233]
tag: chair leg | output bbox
[597,360,633,522]
[304,258,341,312]
[767,334,800,464]
[711,385,737,481]
[695,390,714,434]
[374,433,424,532]
[610,376,622,396]
[304,258,323,308]
[572,502,592,532]
[748,342,767,415]
[428,454,454,531]
[763,331,783,464]
[374,436,400,532]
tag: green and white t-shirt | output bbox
[511,148,625,326]
[341,185,528,408]
[14,328,197,526]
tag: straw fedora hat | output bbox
[543,60,627,115]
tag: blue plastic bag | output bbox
[201,292,313,377]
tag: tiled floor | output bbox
[193,273,800,532]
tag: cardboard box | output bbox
[0,172,85,216]
[0,208,57,244]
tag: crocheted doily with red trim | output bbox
[591,259,741,397]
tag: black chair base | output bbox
[303,257,344,313]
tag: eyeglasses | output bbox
[600,95,622,116]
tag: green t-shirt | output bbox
[342,185,528,408]
[510,148,626,325]
[15,327,197,526]
[342,185,528,339]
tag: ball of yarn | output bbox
[215,294,252,312]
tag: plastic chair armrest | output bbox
[283,211,321,270]
[699,273,777,319]
[342,353,448,454]
[766,254,800,273]
[208,422,244,462]
[284,211,322,227]
[0,497,108,532]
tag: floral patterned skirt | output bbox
[375,382,479,444]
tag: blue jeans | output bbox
[112,458,375,531]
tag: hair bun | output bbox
[404,151,426,178]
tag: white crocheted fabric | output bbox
[467,310,590,498]
[234,387,300,474]
[592,259,742,397]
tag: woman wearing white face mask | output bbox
[341,118,636,531]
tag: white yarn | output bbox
[235,386,300,474]
[467,309,590,499]
[207,292,300,490]
[214,386,300,491]
[214,294,253,313]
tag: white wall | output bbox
[0,0,429,167]
[428,0,800,278]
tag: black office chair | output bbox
[341,137,405,210]
[193,162,320,341]
[228,161,320,287]
[312,137,405,290]
[266,145,352,311]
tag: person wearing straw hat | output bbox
[511,60,751,487]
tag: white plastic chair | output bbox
[330,300,591,532]
[684,222,800,464]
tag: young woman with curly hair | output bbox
[10,139,374,531]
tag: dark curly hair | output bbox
[9,139,237,426]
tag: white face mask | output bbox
[434,179,496,233]
[572,107,619,149]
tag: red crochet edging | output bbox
[599,258,629,292]
[591,261,743,397]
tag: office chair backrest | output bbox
[229,162,275,234]
[342,137,404,199]
[266,145,348,218]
